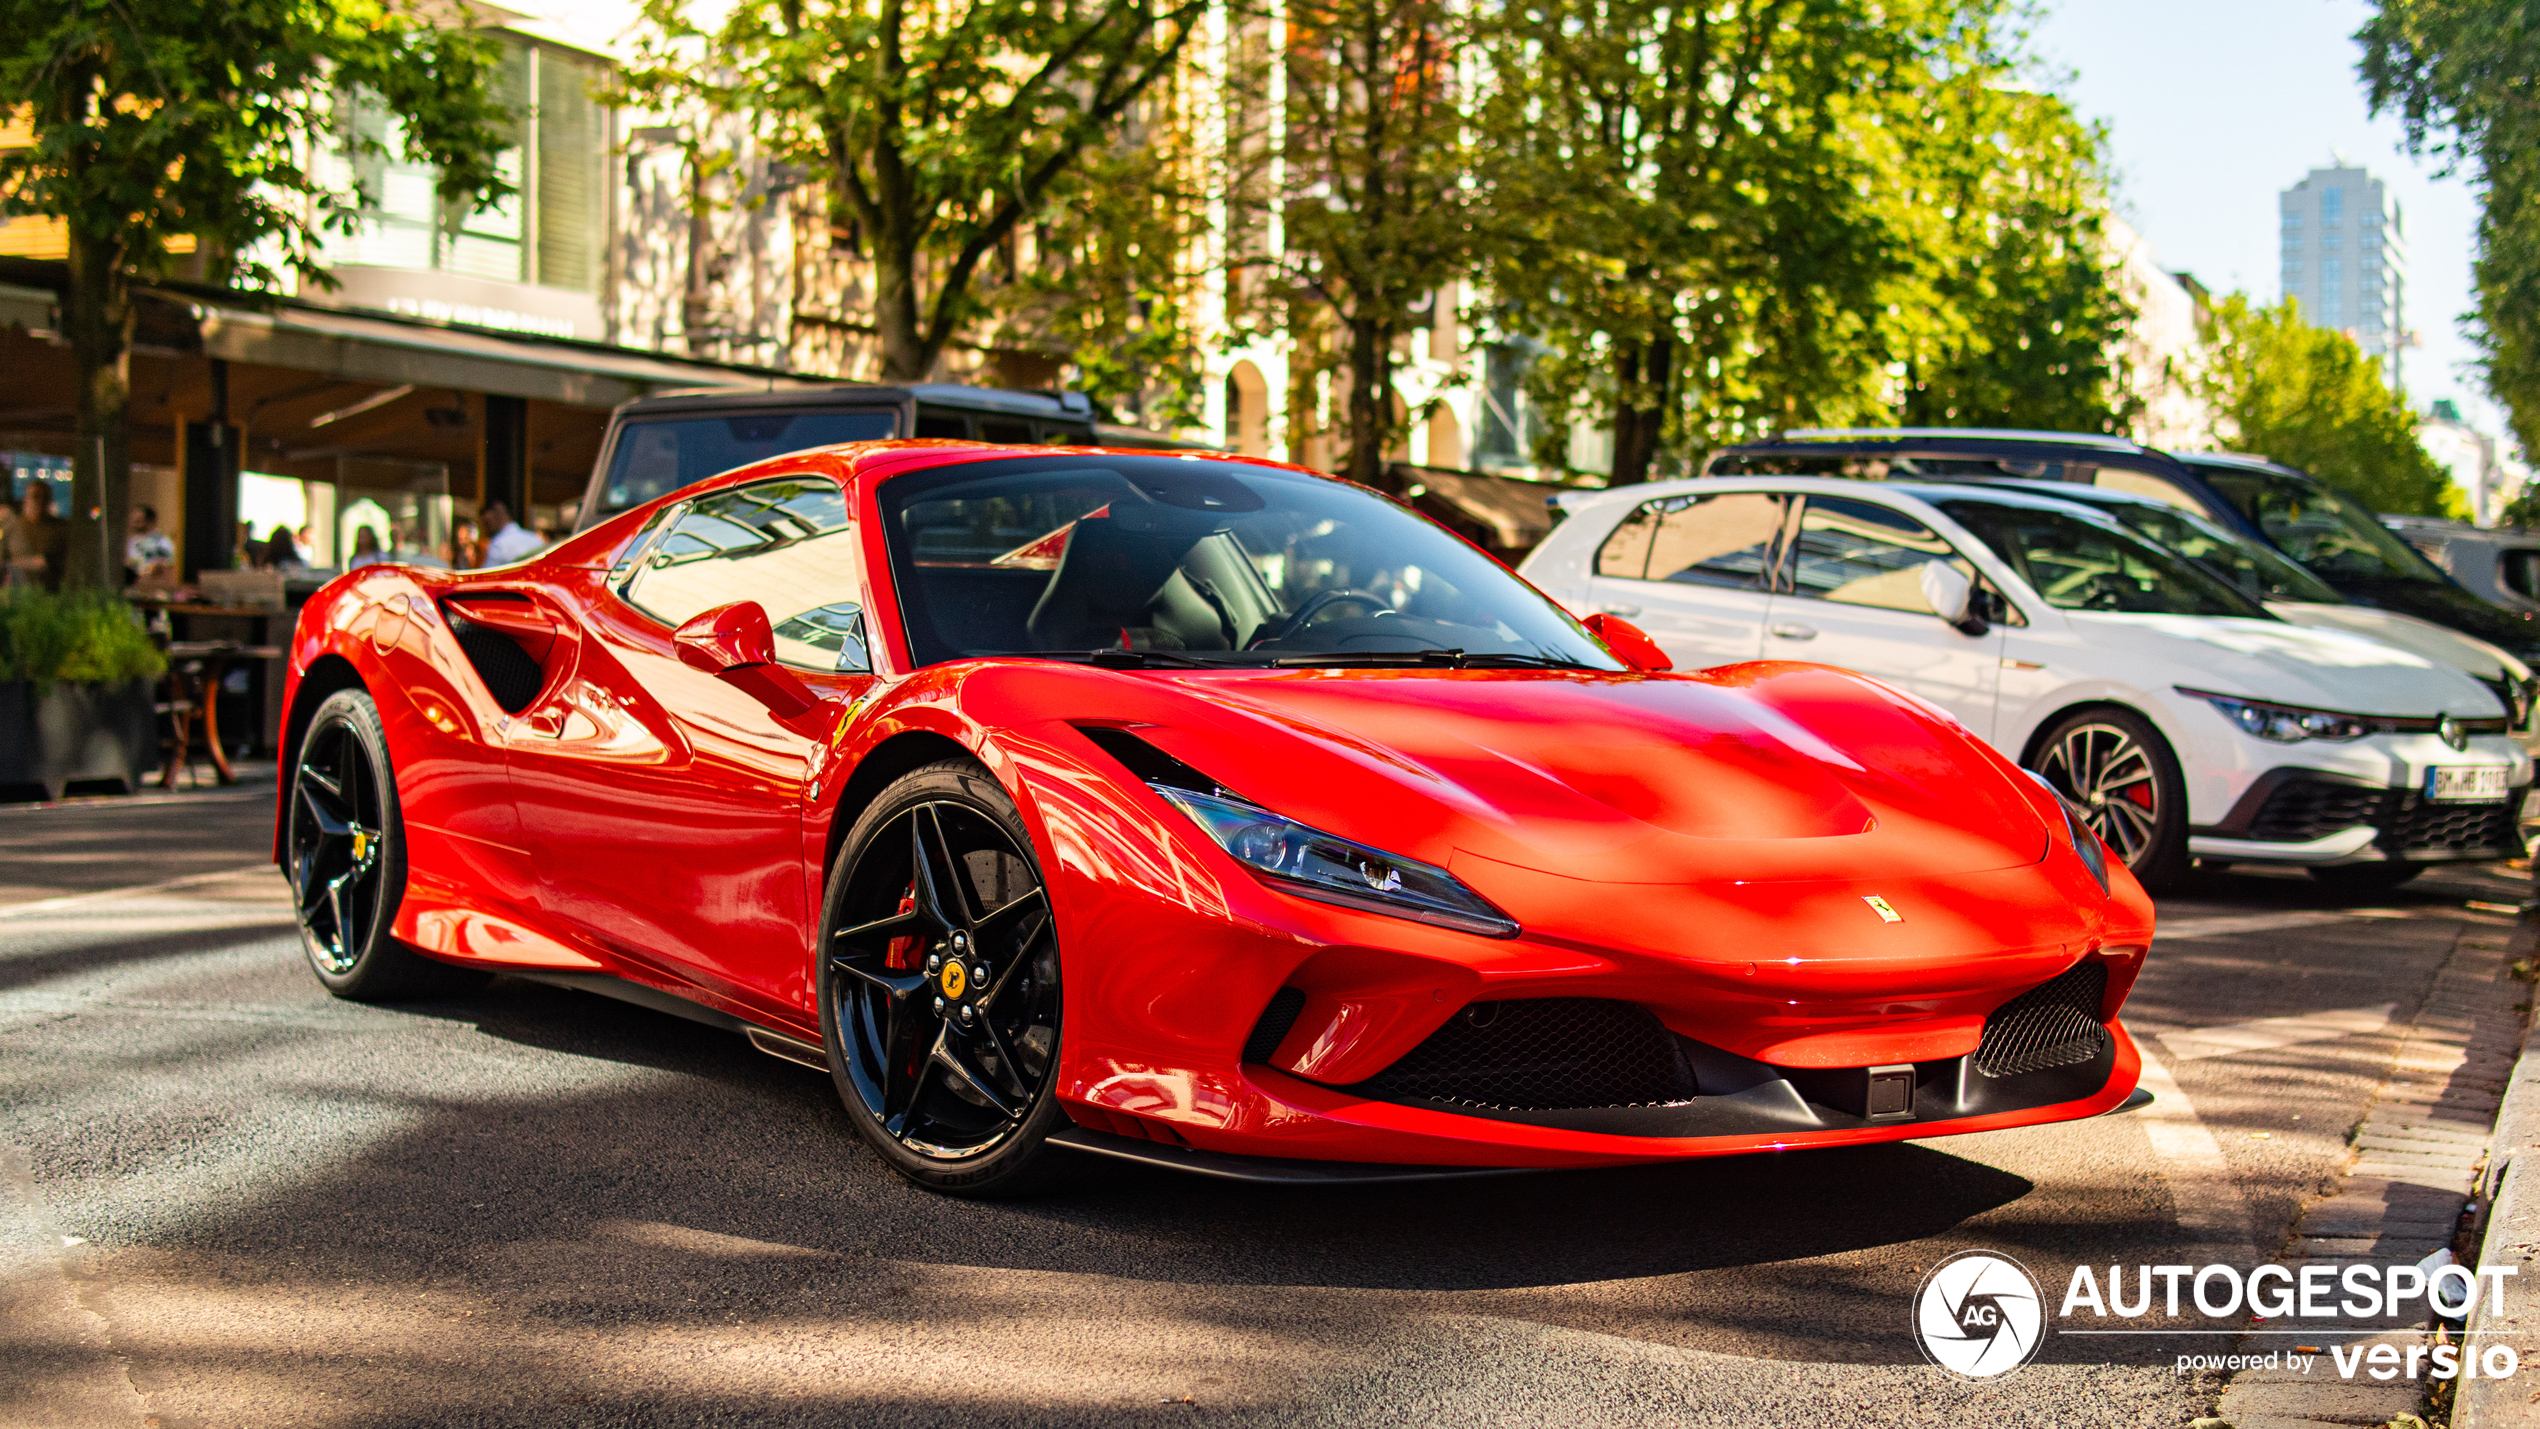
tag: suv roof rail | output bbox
[1773,427,2148,453]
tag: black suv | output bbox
[1708,428,2540,668]
[575,383,1144,533]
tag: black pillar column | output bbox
[180,420,240,580]
[482,394,529,518]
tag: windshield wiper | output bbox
[978,648,1263,669]
[1267,649,1598,670]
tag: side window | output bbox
[621,477,871,672]
[2094,468,2205,512]
[1596,492,1784,587]
[1787,497,1974,615]
[2504,549,2540,601]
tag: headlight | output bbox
[2181,689,2371,744]
[2023,770,2111,895]
[1150,784,1520,938]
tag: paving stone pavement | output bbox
[2220,918,2531,1429]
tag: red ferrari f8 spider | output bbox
[278,442,2152,1194]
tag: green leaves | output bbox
[620,0,1205,380]
[2198,293,2454,516]
[2360,1,2540,457]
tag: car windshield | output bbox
[601,410,899,520]
[877,454,1622,669]
[2096,502,2347,604]
[2192,465,2449,585]
[1938,500,2272,618]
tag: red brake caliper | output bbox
[2125,783,2155,809]
[884,888,922,970]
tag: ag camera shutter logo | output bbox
[1913,1250,2046,1382]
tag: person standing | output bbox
[5,484,69,591]
[478,500,544,566]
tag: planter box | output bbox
[0,677,157,800]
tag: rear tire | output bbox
[818,761,1075,1198]
[2029,707,2193,895]
[2310,863,2424,892]
[286,689,487,1001]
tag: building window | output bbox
[332,39,608,293]
[2323,187,2344,222]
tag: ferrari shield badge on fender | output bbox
[1863,895,1902,924]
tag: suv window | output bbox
[2504,549,2540,601]
[620,477,870,671]
[1787,497,1975,615]
[1940,499,2268,618]
[2192,467,2448,584]
[601,409,897,519]
[2092,468,2204,511]
[1595,492,1784,588]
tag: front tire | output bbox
[286,689,485,1001]
[2030,707,2192,894]
[819,761,1072,1196]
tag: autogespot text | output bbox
[2059,1261,2522,1382]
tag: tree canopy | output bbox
[2199,293,2455,516]
[0,0,510,586]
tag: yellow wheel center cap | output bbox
[351,831,370,861]
[941,962,967,999]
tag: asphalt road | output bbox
[1,786,2531,1427]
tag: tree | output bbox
[1892,85,2137,433]
[1475,0,2002,485]
[623,0,1205,384]
[2199,293,2454,515]
[2359,2,2540,454]
[0,0,510,589]
[1219,0,1473,487]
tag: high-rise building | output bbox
[2280,164,2407,389]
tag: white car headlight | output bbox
[1150,784,1520,938]
[2180,689,2372,744]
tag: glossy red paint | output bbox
[277,439,2154,1172]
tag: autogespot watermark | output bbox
[1910,1249,2523,1384]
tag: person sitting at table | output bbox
[126,504,175,585]
[261,524,305,569]
[478,500,544,566]
[5,483,68,592]
[345,527,388,570]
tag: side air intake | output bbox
[1351,998,1697,1110]
[1974,961,2109,1078]
[444,604,545,714]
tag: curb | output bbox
[2457,941,2540,1429]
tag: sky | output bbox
[2027,0,2504,441]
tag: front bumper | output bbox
[2189,764,2531,865]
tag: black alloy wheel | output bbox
[2031,707,2192,893]
[821,762,1070,1195]
[287,690,484,1000]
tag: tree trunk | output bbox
[1341,314,1397,490]
[62,145,130,591]
[1606,336,1673,486]
[872,237,930,381]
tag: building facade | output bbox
[2280,163,2407,390]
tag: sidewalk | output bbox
[2458,932,2540,1428]
[0,767,277,908]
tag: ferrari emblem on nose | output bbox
[940,961,967,999]
[1863,896,1902,924]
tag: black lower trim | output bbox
[2193,766,2526,859]
[1045,1127,1528,1183]
[1355,1029,2116,1139]
[508,969,750,1033]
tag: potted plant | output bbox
[0,593,167,799]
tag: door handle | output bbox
[1598,603,1641,617]
[1769,623,1817,641]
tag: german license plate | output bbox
[2426,766,2512,802]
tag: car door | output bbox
[509,475,879,1014]
[1581,490,1787,668]
[1767,494,2004,739]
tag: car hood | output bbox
[2267,602,2530,682]
[2062,613,2506,717]
[2330,575,2540,660]
[1108,663,2052,884]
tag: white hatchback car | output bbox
[1525,477,2531,892]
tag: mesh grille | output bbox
[2375,793,2519,854]
[2244,778,2516,854]
[1975,962,2109,1078]
[2249,778,2383,842]
[1355,998,1696,1110]
[1242,987,1308,1064]
[445,607,546,714]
